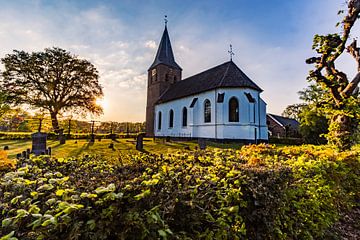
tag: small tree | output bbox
[306,0,360,149]
[283,85,329,144]
[0,47,103,132]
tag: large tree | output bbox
[0,47,103,132]
[306,0,360,149]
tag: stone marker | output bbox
[16,153,21,159]
[136,133,145,151]
[59,130,66,145]
[32,132,47,156]
[198,138,207,150]
[48,147,52,156]
[109,143,114,149]
[3,146,9,150]
[109,134,116,141]
[90,134,95,143]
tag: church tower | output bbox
[146,21,182,136]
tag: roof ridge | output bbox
[217,62,231,87]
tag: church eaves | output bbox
[149,26,182,70]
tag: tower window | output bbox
[173,76,177,83]
[151,69,157,82]
[204,99,211,123]
[182,107,187,127]
[229,97,239,122]
[158,111,162,130]
[169,109,174,128]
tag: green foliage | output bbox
[283,84,329,144]
[0,145,359,239]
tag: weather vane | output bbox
[164,15,168,26]
[228,44,235,61]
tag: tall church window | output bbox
[158,111,162,130]
[169,109,174,128]
[229,97,239,122]
[204,99,211,123]
[182,107,187,127]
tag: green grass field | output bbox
[0,138,224,159]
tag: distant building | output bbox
[145,22,268,143]
[267,114,300,138]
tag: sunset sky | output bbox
[0,0,358,122]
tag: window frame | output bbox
[229,97,239,122]
[169,109,174,128]
[204,99,211,123]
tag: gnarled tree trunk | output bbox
[328,114,352,150]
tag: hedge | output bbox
[0,144,359,239]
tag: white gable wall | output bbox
[154,88,268,141]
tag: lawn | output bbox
[0,138,209,159]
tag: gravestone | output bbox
[90,134,95,143]
[3,146,9,150]
[32,132,47,156]
[136,133,145,151]
[59,130,66,145]
[109,134,116,141]
[198,138,207,150]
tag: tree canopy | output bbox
[0,47,103,132]
[306,0,360,149]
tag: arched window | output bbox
[169,109,174,128]
[182,107,187,127]
[204,99,211,123]
[229,97,239,122]
[158,111,162,130]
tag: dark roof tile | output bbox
[149,26,181,70]
[158,61,262,103]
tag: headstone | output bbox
[166,136,170,142]
[3,146,9,150]
[31,132,47,156]
[90,134,95,143]
[198,139,207,150]
[59,130,66,145]
[108,143,114,149]
[136,133,145,151]
[16,153,21,159]
[109,134,116,141]
[22,151,27,159]
[26,148,31,155]
[48,147,52,156]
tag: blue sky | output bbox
[0,0,357,121]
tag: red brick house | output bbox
[266,114,300,138]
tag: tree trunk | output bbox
[50,111,60,133]
[328,114,353,150]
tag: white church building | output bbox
[145,23,268,143]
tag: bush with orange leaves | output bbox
[0,150,15,173]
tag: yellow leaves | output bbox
[55,189,65,197]
[0,150,16,172]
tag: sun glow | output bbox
[96,98,109,111]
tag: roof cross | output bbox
[228,44,235,61]
[164,15,168,26]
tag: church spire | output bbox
[149,17,182,70]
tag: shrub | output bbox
[0,145,359,239]
[0,151,15,174]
